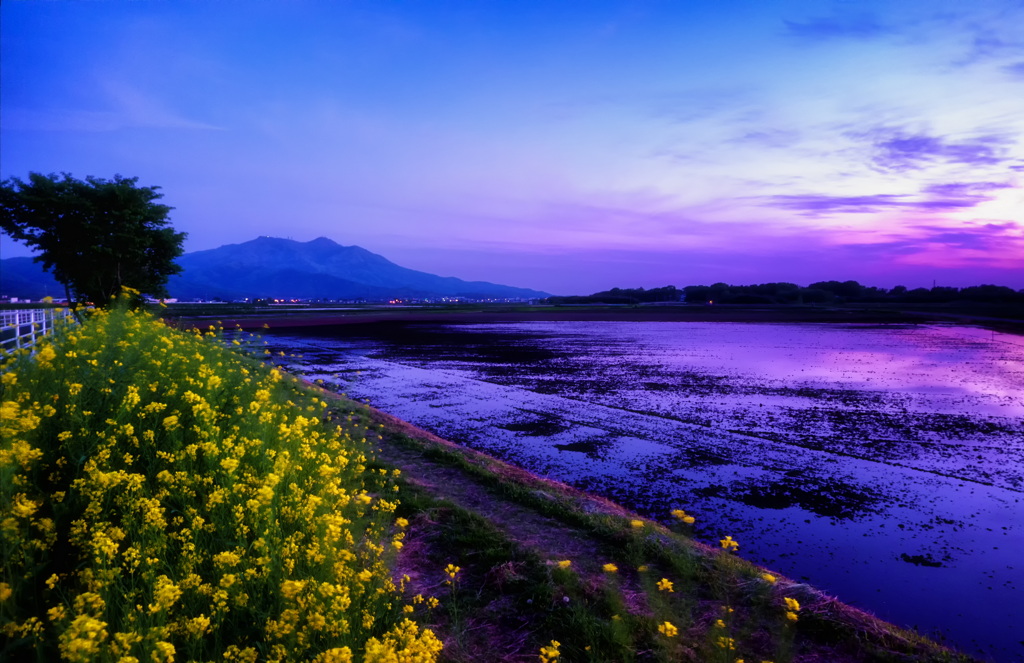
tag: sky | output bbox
[2,0,1023,295]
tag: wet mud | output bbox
[263,321,1024,661]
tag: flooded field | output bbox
[263,321,1024,661]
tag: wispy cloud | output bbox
[853,127,1010,172]
[727,129,802,149]
[921,181,1012,198]
[824,220,1024,270]
[1003,61,1024,79]
[766,192,983,215]
[2,79,220,133]
[908,222,1021,250]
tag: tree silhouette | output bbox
[1,172,186,315]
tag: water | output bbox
[263,321,1024,661]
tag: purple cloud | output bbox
[909,222,1021,251]
[765,178,1012,217]
[783,14,890,40]
[861,129,1009,172]
[767,193,982,215]
[922,181,1012,198]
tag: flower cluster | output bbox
[784,596,801,623]
[538,639,561,662]
[670,508,696,525]
[0,304,440,662]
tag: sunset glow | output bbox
[2,1,1022,293]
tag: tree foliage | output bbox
[548,280,1024,308]
[0,172,186,309]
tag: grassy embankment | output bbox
[1,303,975,662]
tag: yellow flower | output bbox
[658,621,678,637]
[656,578,674,592]
[630,519,644,529]
[395,517,409,528]
[715,619,726,628]
[59,614,109,660]
[0,583,11,602]
[281,579,306,600]
[761,573,777,584]
[363,619,442,663]
[11,493,39,519]
[539,639,561,662]
[719,535,739,551]
[152,641,175,662]
[717,636,736,650]
[188,615,211,637]
[35,345,57,364]
[786,611,799,622]
[784,597,800,612]
[213,551,241,567]
[314,648,352,663]
[556,560,571,569]
[602,563,618,573]
[444,563,461,580]
[148,576,182,614]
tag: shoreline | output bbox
[168,304,1024,336]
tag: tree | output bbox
[0,172,186,314]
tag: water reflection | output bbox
[264,321,1024,660]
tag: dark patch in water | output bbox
[677,448,732,467]
[553,441,608,453]
[900,552,944,568]
[499,420,571,436]
[695,477,879,520]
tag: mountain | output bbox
[2,237,549,301]
[0,257,64,300]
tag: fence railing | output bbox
[1,308,76,353]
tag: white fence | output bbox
[1,308,76,353]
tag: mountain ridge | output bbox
[1,236,550,301]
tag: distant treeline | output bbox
[546,281,1024,306]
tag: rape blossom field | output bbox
[0,303,441,662]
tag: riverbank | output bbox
[164,303,1024,336]
[326,385,977,662]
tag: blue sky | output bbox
[2,0,1022,294]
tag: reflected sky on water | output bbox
[265,321,1024,660]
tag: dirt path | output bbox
[367,407,645,576]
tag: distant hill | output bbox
[1,237,549,301]
[0,257,64,300]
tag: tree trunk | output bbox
[64,282,82,324]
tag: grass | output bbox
[350,418,977,663]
